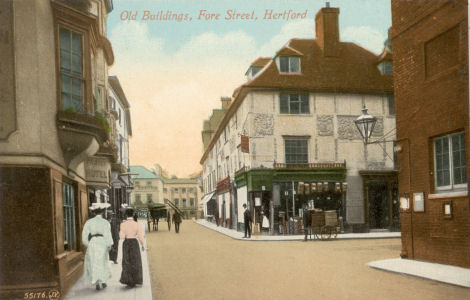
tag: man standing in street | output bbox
[243,203,252,238]
[173,211,182,233]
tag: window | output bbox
[182,188,186,193]
[174,199,179,206]
[434,132,466,190]
[163,188,167,193]
[147,194,152,203]
[285,138,309,163]
[280,93,309,114]
[251,66,262,77]
[279,56,300,73]
[189,188,194,193]
[135,194,141,203]
[174,188,178,193]
[378,61,393,75]
[63,182,76,250]
[147,181,152,186]
[183,198,187,208]
[190,198,195,207]
[59,27,83,112]
[387,95,395,115]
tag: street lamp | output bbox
[354,105,377,144]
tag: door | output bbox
[368,181,390,229]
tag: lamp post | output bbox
[354,105,377,144]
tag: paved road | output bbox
[146,220,470,300]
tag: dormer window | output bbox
[279,56,300,73]
[378,61,393,75]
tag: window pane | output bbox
[280,94,289,113]
[285,139,308,163]
[289,57,300,72]
[279,57,289,72]
[452,133,466,185]
[435,137,450,187]
[300,94,309,113]
[59,28,70,52]
[289,94,300,114]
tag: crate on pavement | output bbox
[324,210,338,226]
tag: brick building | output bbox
[391,0,470,267]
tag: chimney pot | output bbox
[326,2,330,7]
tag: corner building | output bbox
[0,0,117,298]
[391,0,470,267]
[200,5,397,234]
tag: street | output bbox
[146,220,470,300]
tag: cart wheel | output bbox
[332,226,339,239]
[312,227,320,240]
[320,226,331,240]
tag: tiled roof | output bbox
[248,39,392,93]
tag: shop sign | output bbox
[241,135,249,153]
[255,197,261,206]
[85,157,110,184]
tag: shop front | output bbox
[235,163,347,235]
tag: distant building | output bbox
[391,0,470,267]
[200,4,396,234]
[0,0,116,298]
[108,76,133,212]
[202,97,231,151]
[130,165,200,218]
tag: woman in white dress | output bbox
[81,202,114,290]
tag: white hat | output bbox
[89,202,111,210]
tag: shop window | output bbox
[59,27,84,112]
[63,182,76,251]
[434,132,466,191]
[284,138,309,163]
[280,93,309,114]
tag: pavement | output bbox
[368,258,470,288]
[66,221,153,300]
[195,219,402,241]
[196,219,470,289]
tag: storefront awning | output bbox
[200,191,216,207]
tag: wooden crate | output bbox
[324,210,338,226]
[311,211,325,227]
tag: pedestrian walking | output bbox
[303,206,312,241]
[119,208,145,288]
[243,203,252,238]
[108,211,121,264]
[173,211,182,233]
[81,202,114,291]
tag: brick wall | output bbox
[392,0,470,267]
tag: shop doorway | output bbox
[367,181,390,229]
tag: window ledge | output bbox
[428,190,468,199]
[278,113,312,117]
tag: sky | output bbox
[106,0,391,177]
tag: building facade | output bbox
[391,0,470,267]
[108,75,132,215]
[0,0,117,298]
[200,5,397,234]
[130,164,200,218]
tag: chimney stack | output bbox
[315,5,340,57]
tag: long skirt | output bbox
[120,239,143,286]
[84,237,110,284]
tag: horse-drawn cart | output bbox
[147,203,167,232]
[310,210,341,240]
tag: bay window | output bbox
[59,27,84,112]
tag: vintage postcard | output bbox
[1,0,469,299]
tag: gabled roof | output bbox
[200,38,393,165]
[248,39,392,92]
[250,57,271,67]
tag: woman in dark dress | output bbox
[119,208,145,287]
